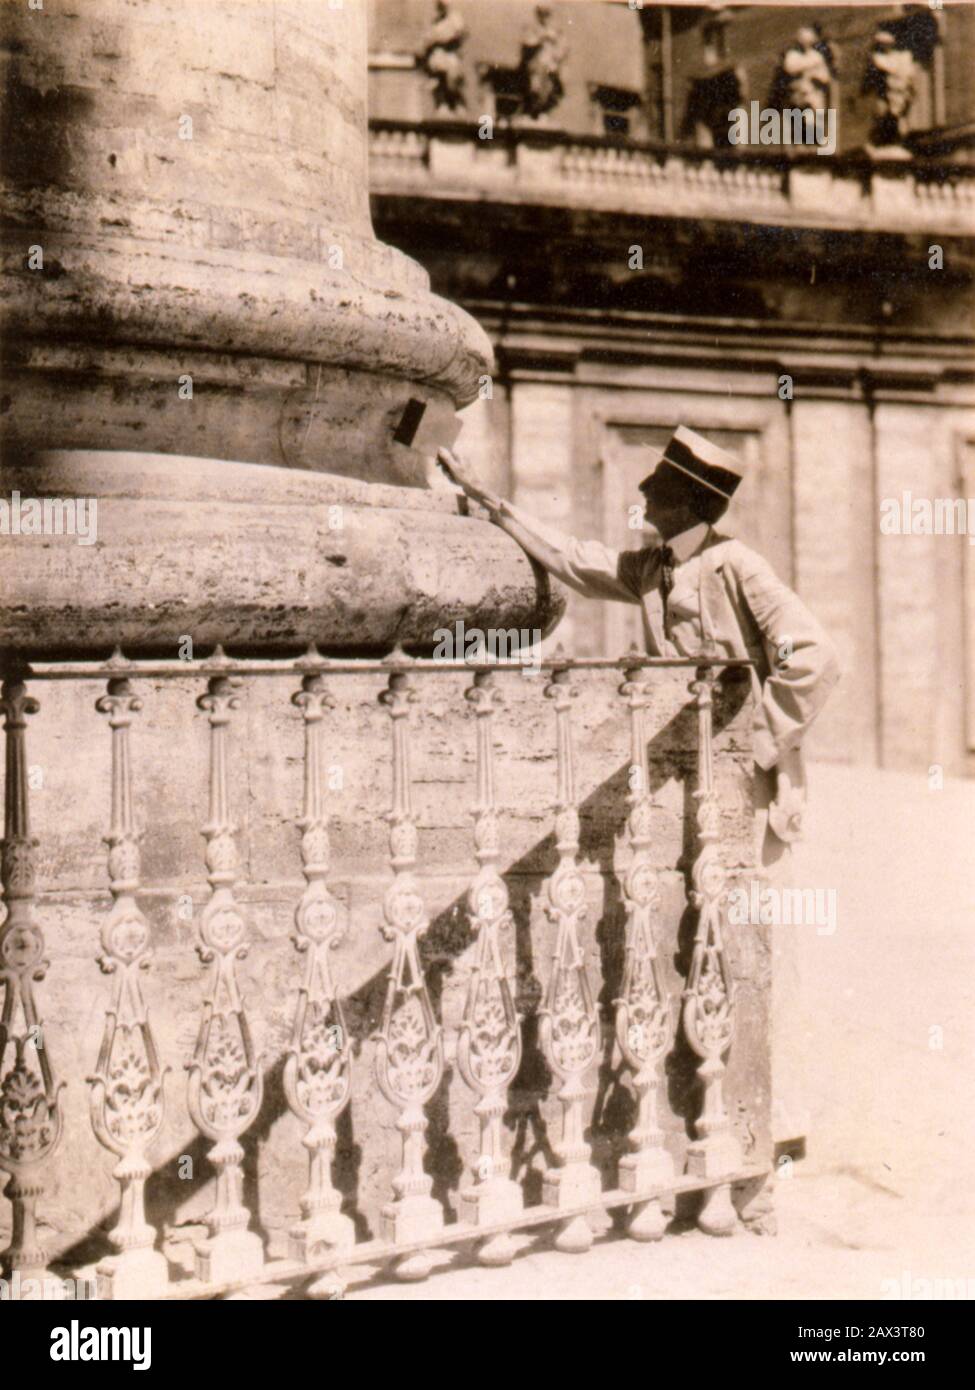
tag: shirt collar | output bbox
[664,521,711,565]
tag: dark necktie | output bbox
[659,545,675,626]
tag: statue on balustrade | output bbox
[862,6,940,151]
[863,28,917,149]
[768,23,839,146]
[519,4,568,120]
[680,20,747,149]
[418,0,468,113]
[439,427,841,1154]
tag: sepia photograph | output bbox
[0,0,973,1346]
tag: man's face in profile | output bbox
[640,469,688,541]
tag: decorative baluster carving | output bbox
[457,671,523,1266]
[374,668,444,1278]
[0,679,64,1288]
[683,666,741,1236]
[285,674,354,1263]
[538,666,602,1253]
[89,678,169,1298]
[615,661,674,1242]
[188,675,265,1282]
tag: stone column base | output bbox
[0,451,563,660]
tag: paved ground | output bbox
[348,763,975,1301]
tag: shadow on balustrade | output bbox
[49,669,750,1278]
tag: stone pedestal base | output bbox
[460,1178,524,1266]
[381,1194,444,1248]
[685,1133,742,1181]
[619,1148,675,1192]
[0,451,562,660]
[289,1212,355,1264]
[460,1177,524,1228]
[686,1136,742,1236]
[695,1183,738,1237]
[619,1148,675,1243]
[543,1163,602,1253]
[193,1228,265,1285]
[96,1247,170,1300]
[383,1194,445,1282]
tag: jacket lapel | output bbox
[698,541,732,658]
[640,550,667,655]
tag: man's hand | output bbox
[437,448,500,510]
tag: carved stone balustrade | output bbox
[0,651,771,1299]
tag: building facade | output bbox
[368,0,975,776]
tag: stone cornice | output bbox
[474,303,975,401]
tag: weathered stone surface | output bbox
[0,451,564,659]
[11,667,767,1260]
[0,0,493,471]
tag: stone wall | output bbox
[8,665,767,1268]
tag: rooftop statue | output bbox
[863,28,918,151]
[519,4,569,120]
[418,1,468,113]
[770,24,838,110]
[681,25,747,149]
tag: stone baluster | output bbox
[683,666,741,1236]
[0,679,64,1289]
[457,671,523,1266]
[614,661,674,1242]
[89,677,169,1298]
[538,666,602,1253]
[187,674,265,1283]
[284,673,354,1264]
[374,667,444,1279]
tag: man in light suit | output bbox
[439,426,840,1150]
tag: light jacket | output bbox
[494,500,841,778]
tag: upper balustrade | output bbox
[370,118,975,239]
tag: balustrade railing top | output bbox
[17,645,754,681]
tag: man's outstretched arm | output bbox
[438,448,641,604]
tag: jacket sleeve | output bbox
[734,546,841,771]
[493,500,643,603]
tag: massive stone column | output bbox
[0,0,560,656]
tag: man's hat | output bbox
[640,425,744,502]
